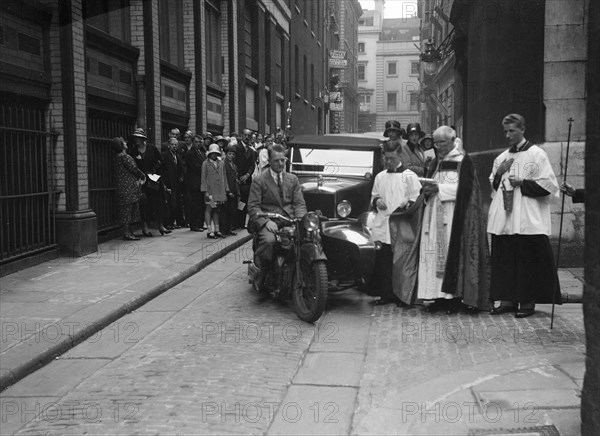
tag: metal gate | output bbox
[0,93,58,265]
[87,110,135,231]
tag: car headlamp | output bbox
[336,200,352,218]
[303,212,320,231]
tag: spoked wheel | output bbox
[293,260,328,323]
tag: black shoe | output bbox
[123,234,140,241]
[515,309,535,318]
[371,298,397,306]
[424,301,445,313]
[215,231,225,238]
[190,227,203,232]
[490,305,517,315]
[159,228,172,235]
[461,305,480,314]
[142,230,154,237]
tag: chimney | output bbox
[374,0,385,23]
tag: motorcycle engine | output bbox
[277,226,295,249]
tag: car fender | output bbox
[320,220,377,281]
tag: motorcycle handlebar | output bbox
[255,212,296,224]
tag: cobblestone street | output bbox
[0,240,586,435]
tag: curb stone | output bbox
[0,235,252,392]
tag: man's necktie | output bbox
[277,173,284,202]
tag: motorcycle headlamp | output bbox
[303,212,320,232]
[336,200,352,218]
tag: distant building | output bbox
[357,0,420,134]
[327,0,362,133]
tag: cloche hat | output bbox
[384,120,405,138]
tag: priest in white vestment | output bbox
[417,126,491,313]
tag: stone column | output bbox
[54,0,97,258]
[544,0,587,265]
[582,0,600,433]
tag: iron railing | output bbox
[0,95,58,264]
[87,111,135,231]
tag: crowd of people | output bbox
[112,127,288,241]
[113,112,565,320]
[370,113,562,319]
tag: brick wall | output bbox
[46,0,66,211]
[221,0,230,135]
[130,0,145,128]
[149,0,161,144]
[70,0,89,210]
[182,0,196,134]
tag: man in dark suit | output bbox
[235,128,257,228]
[161,138,184,229]
[183,134,206,231]
[248,143,307,271]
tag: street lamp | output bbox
[420,39,442,75]
[419,29,455,76]
[285,102,293,142]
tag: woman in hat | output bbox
[201,143,230,238]
[113,137,146,240]
[128,128,170,236]
[400,123,429,177]
[383,120,405,142]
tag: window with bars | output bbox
[358,64,366,80]
[303,55,307,98]
[244,2,257,77]
[410,93,419,111]
[274,30,284,91]
[159,0,184,68]
[387,62,397,76]
[294,45,299,95]
[411,61,419,75]
[205,2,221,85]
[387,92,397,112]
[83,0,131,42]
[310,64,314,101]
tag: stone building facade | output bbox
[418,0,598,433]
[0,0,349,273]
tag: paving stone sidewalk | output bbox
[0,229,252,391]
[354,296,586,435]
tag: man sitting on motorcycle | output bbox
[247,143,307,273]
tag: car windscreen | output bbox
[291,147,374,177]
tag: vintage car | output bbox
[287,134,385,291]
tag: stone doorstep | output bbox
[353,352,585,436]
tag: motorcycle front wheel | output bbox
[293,260,328,323]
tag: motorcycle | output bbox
[245,211,328,323]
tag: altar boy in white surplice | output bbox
[368,140,422,306]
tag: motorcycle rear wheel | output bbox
[293,260,328,323]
